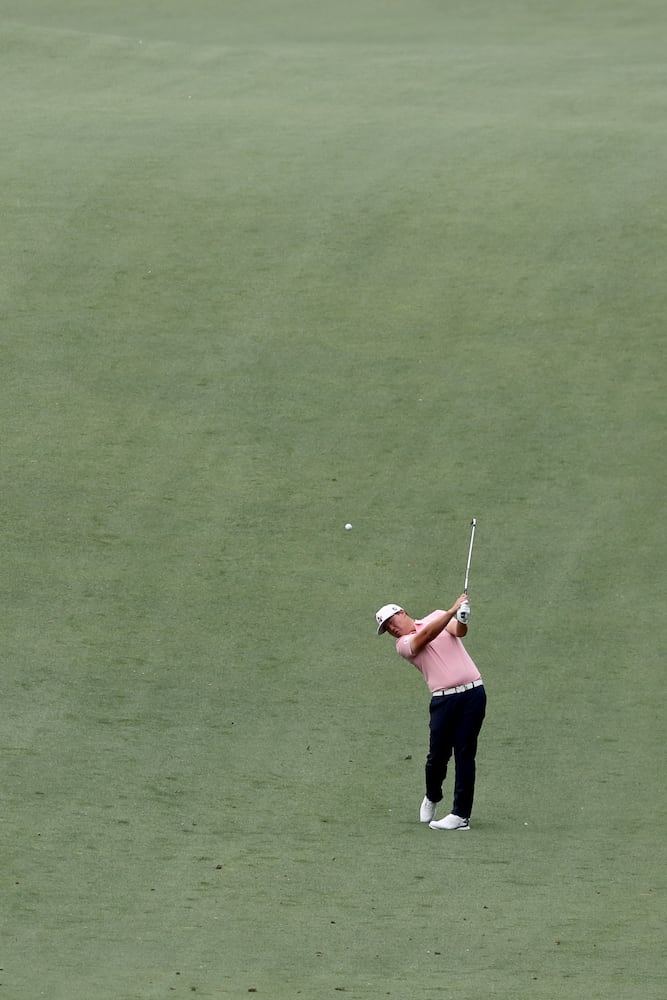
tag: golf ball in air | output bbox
[345,523,353,530]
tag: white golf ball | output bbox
[344,523,353,530]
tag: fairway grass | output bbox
[1,2,665,998]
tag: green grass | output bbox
[1,1,665,998]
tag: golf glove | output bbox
[456,600,471,624]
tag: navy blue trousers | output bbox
[425,685,487,819]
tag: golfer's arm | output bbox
[447,619,468,638]
[410,610,456,654]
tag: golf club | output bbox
[463,517,477,595]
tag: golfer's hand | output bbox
[450,594,468,614]
[456,600,471,624]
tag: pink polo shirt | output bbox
[396,610,482,693]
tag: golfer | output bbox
[375,594,486,830]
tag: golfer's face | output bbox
[387,612,410,637]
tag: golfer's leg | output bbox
[425,698,454,804]
[452,687,487,819]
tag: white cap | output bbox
[375,604,403,635]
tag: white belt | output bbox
[431,679,483,697]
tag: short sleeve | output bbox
[396,635,414,660]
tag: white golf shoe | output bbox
[419,797,437,823]
[429,813,470,831]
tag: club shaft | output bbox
[463,518,477,594]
